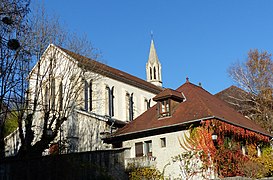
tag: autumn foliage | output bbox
[179,119,272,178]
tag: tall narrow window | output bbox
[89,80,93,111]
[144,99,148,110]
[129,93,134,121]
[144,98,151,110]
[158,67,160,80]
[154,67,156,79]
[150,67,152,80]
[84,80,88,111]
[145,140,152,156]
[135,142,143,157]
[59,81,63,111]
[106,86,114,117]
[126,93,130,121]
[51,78,56,110]
[111,87,114,116]
[44,86,49,111]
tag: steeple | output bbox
[146,37,162,87]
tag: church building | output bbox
[5,39,164,155]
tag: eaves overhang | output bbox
[104,116,273,143]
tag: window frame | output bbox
[144,140,152,157]
[135,142,143,157]
[160,137,166,148]
[159,99,170,117]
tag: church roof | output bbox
[57,45,163,94]
[109,80,271,140]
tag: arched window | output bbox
[126,92,134,121]
[126,93,130,120]
[89,80,93,111]
[154,67,156,79]
[59,81,63,111]
[44,86,49,111]
[106,86,114,117]
[84,80,88,111]
[144,98,151,110]
[50,78,55,110]
[129,93,134,121]
[158,67,160,80]
[150,67,152,80]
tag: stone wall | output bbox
[0,148,128,180]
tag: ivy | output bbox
[177,119,272,178]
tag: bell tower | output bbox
[146,38,162,87]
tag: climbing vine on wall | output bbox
[177,119,272,178]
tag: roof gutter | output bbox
[213,116,273,138]
[107,116,273,141]
[107,116,213,140]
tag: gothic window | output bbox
[158,67,160,80]
[44,86,49,111]
[150,67,152,80]
[50,78,55,110]
[89,80,93,111]
[135,142,143,157]
[126,93,134,121]
[111,87,114,116]
[144,98,151,110]
[154,66,156,79]
[106,86,114,117]
[129,93,134,121]
[126,93,130,120]
[59,81,63,111]
[84,80,88,111]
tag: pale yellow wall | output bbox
[123,130,190,178]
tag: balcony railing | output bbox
[125,156,157,168]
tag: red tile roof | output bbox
[112,81,271,138]
[214,85,251,115]
[153,88,184,102]
[58,46,163,94]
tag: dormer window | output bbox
[153,88,184,118]
[160,100,170,117]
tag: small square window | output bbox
[160,137,166,148]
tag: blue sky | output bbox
[38,0,273,94]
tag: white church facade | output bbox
[5,39,163,155]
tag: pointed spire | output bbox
[146,34,162,87]
[148,39,160,63]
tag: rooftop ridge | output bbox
[56,45,163,94]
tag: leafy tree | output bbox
[228,49,273,132]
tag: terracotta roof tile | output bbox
[113,82,271,138]
[153,88,184,101]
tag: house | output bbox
[5,39,163,156]
[104,79,272,179]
